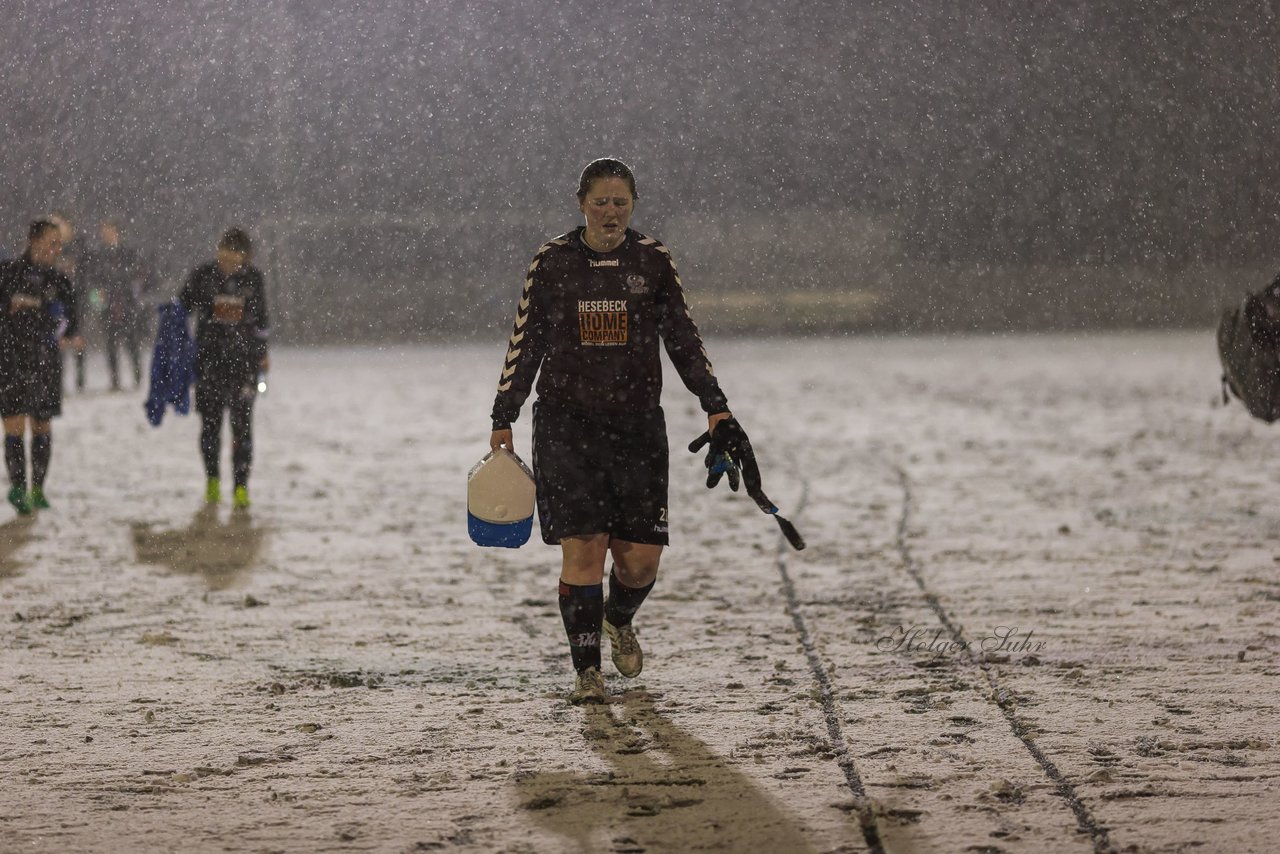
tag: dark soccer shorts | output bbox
[531,401,669,546]
[195,374,256,416]
[0,356,63,421]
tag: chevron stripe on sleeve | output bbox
[490,238,566,428]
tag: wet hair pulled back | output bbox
[576,158,638,202]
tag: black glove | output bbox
[690,417,806,551]
[688,417,761,496]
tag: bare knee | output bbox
[559,534,610,585]
[610,540,662,587]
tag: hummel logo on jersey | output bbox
[589,259,619,267]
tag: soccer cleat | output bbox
[29,486,50,510]
[602,618,643,678]
[7,486,31,516]
[568,666,607,705]
[233,485,250,509]
[205,478,221,504]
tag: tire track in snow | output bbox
[892,464,1115,854]
[772,471,887,854]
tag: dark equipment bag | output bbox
[1218,280,1280,423]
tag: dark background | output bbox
[2,0,1277,339]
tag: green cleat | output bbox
[29,486,50,510]
[233,485,250,509]
[205,478,221,504]
[7,486,31,516]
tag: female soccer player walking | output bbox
[488,159,737,704]
[179,228,270,509]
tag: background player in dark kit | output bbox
[85,218,158,391]
[0,219,84,514]
[48,212,89,392]
[489,159,735,704]
[179,227,270,510]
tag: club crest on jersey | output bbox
[626,274,648,294]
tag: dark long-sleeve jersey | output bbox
[85,243,158,319]
[0,254,80,375]
[178,261,270,382]
[491,227,728,430]
[1245,271,1280,346]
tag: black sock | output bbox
[30,434,51,488]
[558,581,603,674]
[4,436,25,490]
[231,400,253,489]
[231,441,251,489]
[604,569,655,628]
[200,415,221,479]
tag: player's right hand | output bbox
[490,429,513,453]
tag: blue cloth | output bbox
[145,300,196,426]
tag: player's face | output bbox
[51,217,73,243]
[580,176,634,250]
[29,229,63,267]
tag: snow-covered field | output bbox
[2,332,1278,853]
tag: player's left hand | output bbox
[689,415,761,495]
